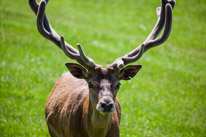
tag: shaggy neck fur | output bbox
[83,95,112,137]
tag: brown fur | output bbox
[45,72,121,137]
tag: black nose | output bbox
[100,102,114,112]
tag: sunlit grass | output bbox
[0,0,206,136]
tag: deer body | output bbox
[45,72,121,137]
[28,0,175,136]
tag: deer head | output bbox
[28,0,175,113]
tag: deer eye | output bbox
[115,83,121,89]
[88,82,94,89]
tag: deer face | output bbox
[87,68,120,113]
[66,63,142,114]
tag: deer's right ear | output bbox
[118,65,142,80]
[65,63,88,79]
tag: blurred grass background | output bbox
[0,0,206,136]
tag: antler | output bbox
[28,0,99,70]
[108,0,175,69]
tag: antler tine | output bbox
[36,1,51,38]
[28,0,39,14]
[109,44,146,69]
[108,0,175,70]
[60,36,99,70]
[144,0,175,42]
[145,3,173,50]
[60,36,79,59]
[29,0,99,70]
[77,44,99,69]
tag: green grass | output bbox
[0,0,206,136]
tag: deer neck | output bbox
[83,95,112,137]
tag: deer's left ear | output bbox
[118,65,142,80]
[65,63,88,79]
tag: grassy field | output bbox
[0,0,206,136]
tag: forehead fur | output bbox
[88,68,117,82]
[100,79,111,87]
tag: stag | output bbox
[28,0,175,137]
